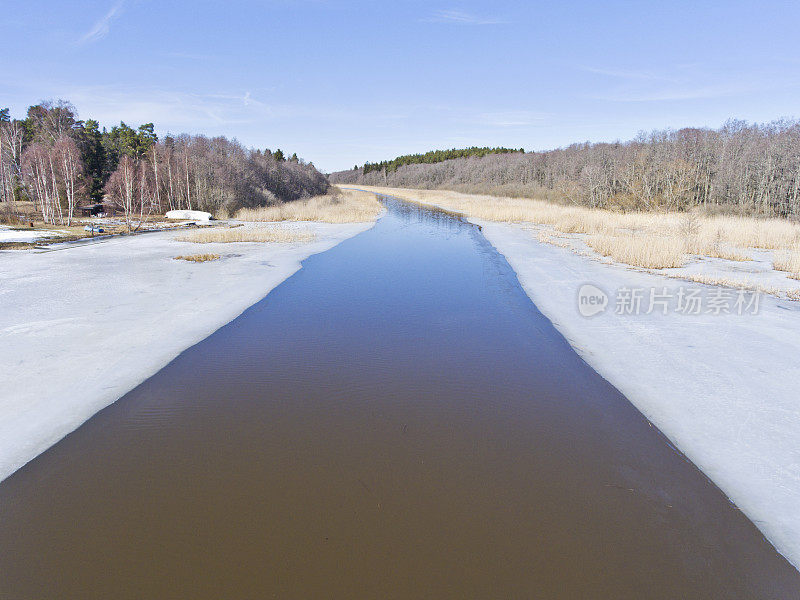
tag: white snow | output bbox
[165,209,213,221]
[0,226,63,243]
[0,219,375,483]
[472,218,800,569]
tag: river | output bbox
[1,197,797,598]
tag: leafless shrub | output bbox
[0,203,23,225]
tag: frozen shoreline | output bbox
[473,218,800,570]
[0,220,375,484]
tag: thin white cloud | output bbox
[592,82,762,103]
[53,85,368,132]
[582,62,800,102]
[476,110,548,127]
[424,9,507,25]
[78,1,125,45]
[164,51,214,61]
[581,66,674,82]
[64,87,268,126]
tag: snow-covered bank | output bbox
[473,218,800,569]
[0,226,64,243]
[0,220,375,483]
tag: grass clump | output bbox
[703,246,752,262]
[235,188,381,223]
[586,233,687,269]
[177,226,315,244]
[174,253,221,262]
[774,246,800,278]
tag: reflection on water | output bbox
[1,196,798,599]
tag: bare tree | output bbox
[53,136,84,225]
[22,144,60,224]
[106,155,137,231]
[0,121,25,205]
[332,118,800,217]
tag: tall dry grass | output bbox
[586,234,687,268]
[353,186,800,270]
[774,246,800,278]
[177,227,315,244]
[235,188,381,223]
[174,253,221,262]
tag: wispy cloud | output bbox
[164,51,215,61]
[581,66,674,82]
[52,85,367,131]
[424,9,507,25]
[78,1,125,45]
[579,62,792,102]
[476,110,548,127]
[592,83,759,103]
[64,86,270,126]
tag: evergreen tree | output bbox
[75,119,107,201]
[137,123,158,154]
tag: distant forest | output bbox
[359,147,524,175]
[0,100,328,225]
[332,120,800,217]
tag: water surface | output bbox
[1,197,798,599]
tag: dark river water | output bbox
[1,197,798,599]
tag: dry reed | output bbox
[586,234,687,269]
[177,227,315,244]
[354,186,800,270]
[235,188,381,223]
[357,186,800,249]
[173,253,221,262]
[773,246,800,275]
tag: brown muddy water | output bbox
[1,197,798,599]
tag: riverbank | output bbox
[0,218,377,483]
[349,186,800,571]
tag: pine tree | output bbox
[76,119,107,202]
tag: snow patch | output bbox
[165,210,213,221]
[0,226,62,243]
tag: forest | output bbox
[0,101,328,226]
[359,147,524,175]
[333,120,800,217]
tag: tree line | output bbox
[333,120,800,217]
[0,100,328,228]
[359,146,524,176]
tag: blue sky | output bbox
[2,0,799,171]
